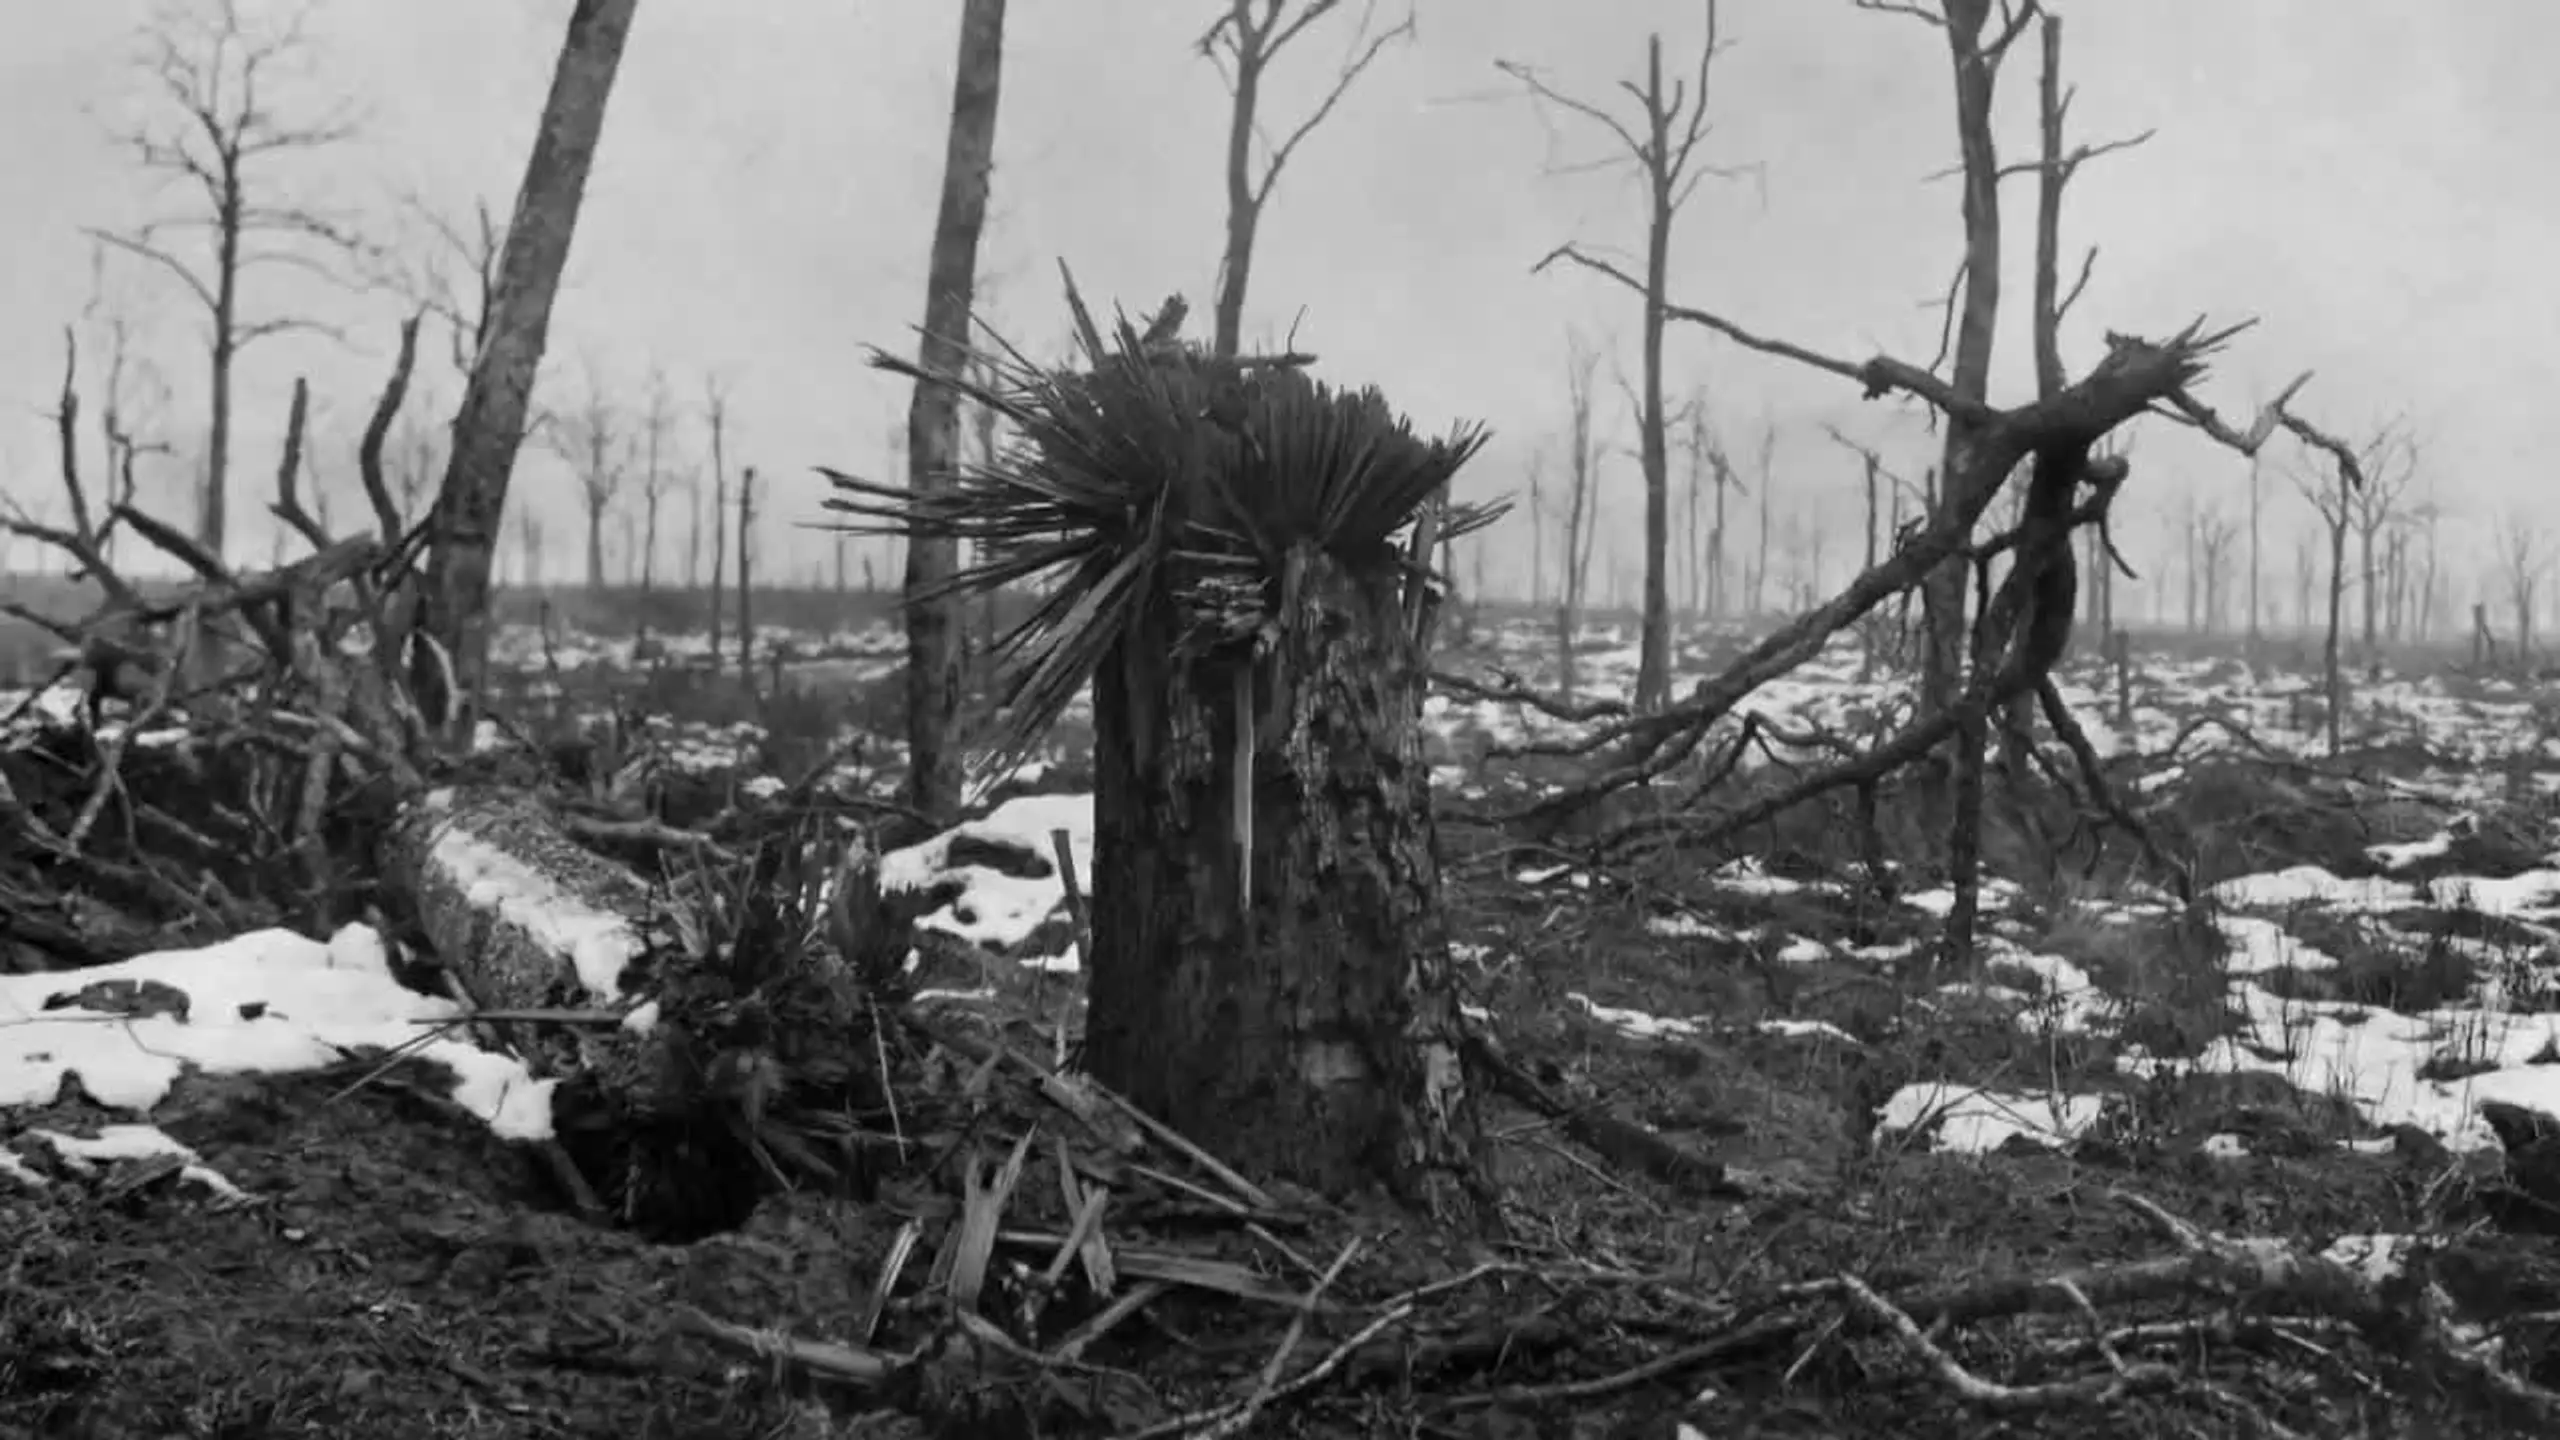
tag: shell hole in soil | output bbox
[536,1073,778,1244]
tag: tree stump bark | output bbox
[1082,549,1482,1217]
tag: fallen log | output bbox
[379,785,909,1240]
[380,783,663,1023]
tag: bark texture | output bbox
[902,0,1008,826]
[381,785,658,1023]
[1082,549,1480,1215]
[419,0,637,722]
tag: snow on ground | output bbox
[880,791,1095,957]
[1,924,551,1195]
[14,614,2560,1221]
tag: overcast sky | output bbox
[2,0,2547,611]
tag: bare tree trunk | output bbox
[1922,0,2012,974]
[2246,451,2263,665]
[1917,0,2003,725]
[1710,447,1730,621]
[1206,3,1408,358]
[2323,505,2347,756]
[901,0,1007,826]
[206,243,237,557]
[1858,453,1880,680]
[584,498,607,589]
[1749,424,1775,616]
[706,379,730,661]
[639,489,661,594]
[685,482,702,590]
[1086,549,1479,1213]
[1632,43,1675,712]
[89,6,369,561]
[1683,398,1704,619]
[1556,340,1601,701]
[1526,455,1546,608]
[736,465,757,689]
[419,0,636,722]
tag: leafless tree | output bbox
[417,0,637,724]
[70,252,180,568]
[703,374,734,659]
[901,0,1008,825]
[2291,525,2317,633]
[88,0,370,559]
[395,193,505,379]
[1554,336,1605,702]
[634,366,680,595]
[2502,515,2544,665]
[1747,419,1775,616]
[684,468,705,590]
[1200,0,1414,356]
[1823,424,1896,676]
[2409,496,2444,643]
[384,391,444,531]
[1524,448,1548,606]
[2290,448,2359,755]
[548,368,627,590]
[1675,391,1709,617]
[2245,449,2265,659]
[2193,502,2237,633]
[1504,0,1749,711]
[736,465,759,686]
[2178,493,2202,632]
[2347,429,2415,666]
[514,502,547,589]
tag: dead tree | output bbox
[1676,390,1709,617]
[396,193,505,379]
[384,392,444,532]
[2285,426,2389,755]
[1200,0,1414,357]
[417,0,637,725]
[735,465,759,687]
[1747,419,1775,616]
[2411,497,2444,643]
[2502,516,2543,666]
[548,371,627,590]
[1822,424,1900,679]
[1555,337,1604,702]
[2194,503,2237,633]
[1525,448,1548,606]
[901,0,1008,826]
[89,0,369,560]
[2292,527,2317,633]
[703,374,733,659]
[2246,449,2265,658]
[2347,430,2415,666]
[514,504,547,588]
[1504,0,1749,711]
[1521,6,2336,973]
[635,367,678,596]
[72,257,179,569]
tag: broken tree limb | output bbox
[1505,316,2286,825]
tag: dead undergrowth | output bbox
[10,588,2560,1436]
[10,757,2560,1439]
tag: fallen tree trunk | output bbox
[380,784,661,1022]
[380,785,908,1240]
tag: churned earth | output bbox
[7,613,2560,1437]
